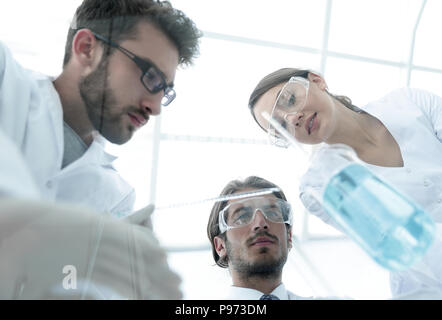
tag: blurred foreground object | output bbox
[0,198,181,299]
[123,204,155,230]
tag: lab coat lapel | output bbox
[45,78,64,167]
[59,135,117,176]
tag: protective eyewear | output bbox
[268,76,309,148]
[92,32,176,106]
[218,197,293,234]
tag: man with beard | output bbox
[0,0,201,217]
[0,1,200,299]
[207,176,311,300]
[207,177,442,300]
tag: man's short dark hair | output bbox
[63,0,201,67]
[207,176,289,268]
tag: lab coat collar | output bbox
[59,134,117,176]
[227,283,289,300]
[91,132,118,164]
[85,134,118,166]
[45,76,64,162]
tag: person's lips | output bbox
[128,112,148,128]
[250,236,275,247]
[305,112,317,135]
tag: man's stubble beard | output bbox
[79,57,132,145]
[225,236,288,280]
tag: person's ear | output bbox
[307,72,328,91]
[71,29,103,70]
[214,236,227,259]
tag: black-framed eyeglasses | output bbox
[92,32,176,106]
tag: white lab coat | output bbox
[0,41,135,216]
[0,127,40,199]
[299,87,442,298]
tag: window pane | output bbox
[328,0,423,62]
[413,0,442,69]
[106,127,156,210]
[285,239,391,299]
[410,70,442,97]
[172,0,327,49]
[325,57,405,106]
[0,0,81,75]
[163,37,320,139]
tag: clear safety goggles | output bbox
[268,76,309,148]
[218,197,293,234]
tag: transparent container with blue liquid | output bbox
[308,144,435,271]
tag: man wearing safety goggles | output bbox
[207,176,310,300]
[0,0,201,217]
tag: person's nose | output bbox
[140,91,162,116]
[251,209,269,231]
[285,111,303,128]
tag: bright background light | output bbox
[2,0,441,299]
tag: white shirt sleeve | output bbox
[0,41,35,145]
[0,42,40,199]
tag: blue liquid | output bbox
[323,164,435,271]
